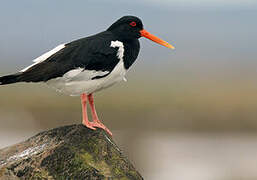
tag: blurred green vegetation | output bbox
[1,71,257,133]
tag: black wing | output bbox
[18,31,120,82]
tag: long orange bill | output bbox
[140,29,175,49]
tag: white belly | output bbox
[46,60,127,96]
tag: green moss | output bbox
[0,167,5,177]
[77,140,137,179]
[80,152,94,163]
[80,152,112,177]
[120,177,130,180]
[31,168,53,180]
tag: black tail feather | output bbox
[0,73,22,85]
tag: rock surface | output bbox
[0,124,143,180]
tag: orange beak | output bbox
[140,29,175,49]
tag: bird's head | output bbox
[107,16,174,49]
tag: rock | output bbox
[0,124,143,180]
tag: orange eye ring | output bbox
[130,21,137,27]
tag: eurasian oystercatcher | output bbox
[0,16,174,136]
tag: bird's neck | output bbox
[122,39,140,70]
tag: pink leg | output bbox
[88,94,112,136]
[81,93,95,130]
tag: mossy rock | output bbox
[0,124,143,180]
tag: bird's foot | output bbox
[92,122,113,136]
[82,121,96,130]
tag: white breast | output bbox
[46,40,127,96]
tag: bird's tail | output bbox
[0,73,22,85]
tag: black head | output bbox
[107,16,175,49]
[107,16,143,40]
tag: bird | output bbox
[0,16,174,136]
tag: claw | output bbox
[82,121,96,130]
[92,122,113,136]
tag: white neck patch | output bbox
[110,40,124,62]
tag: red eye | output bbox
[130,21,137,27]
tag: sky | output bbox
[143,0,257,7]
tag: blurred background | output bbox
[1,0,257,179]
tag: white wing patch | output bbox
[63,68,110,82]
[63,68,84,79]
[20,44,66,72]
